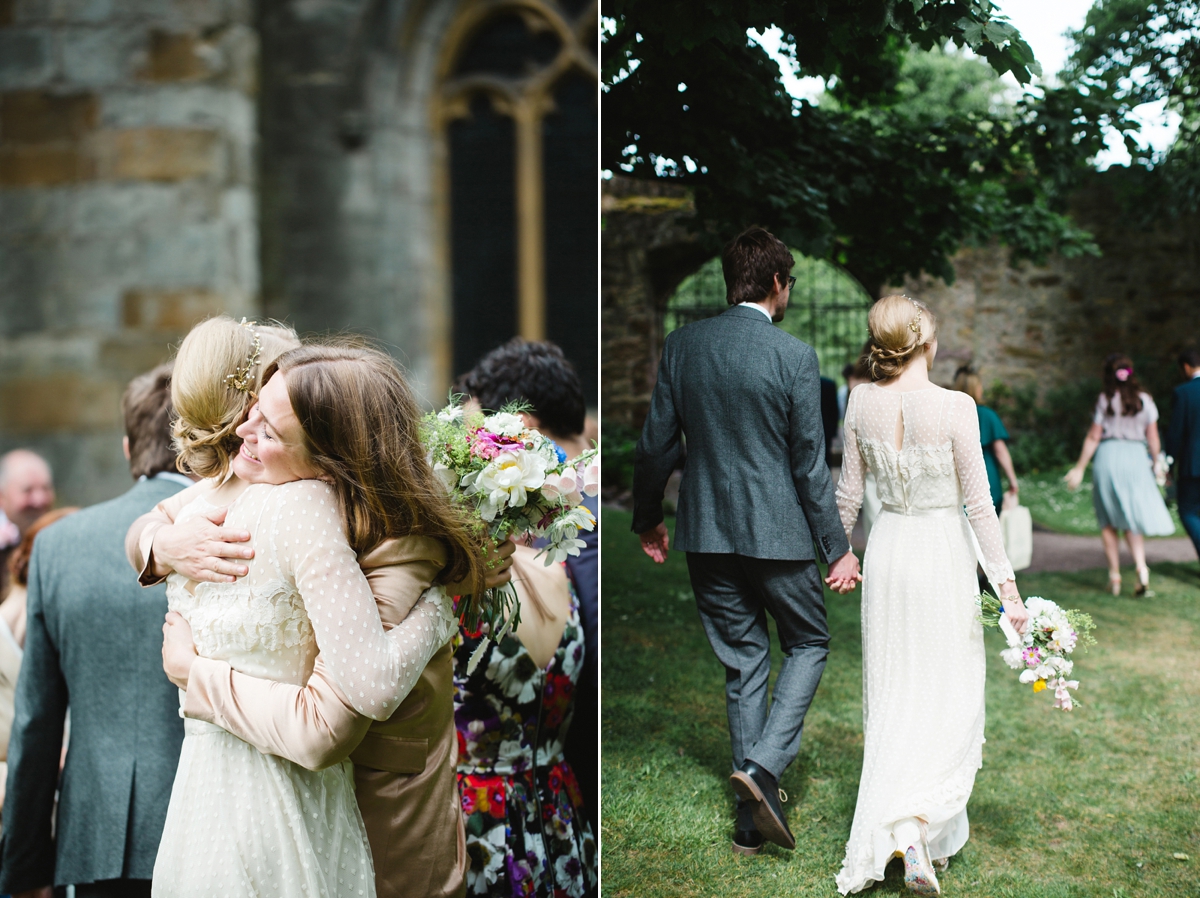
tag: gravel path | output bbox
[850,520,1197,574]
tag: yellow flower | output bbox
[1033,679,1047,693]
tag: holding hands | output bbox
[825,551,862,594]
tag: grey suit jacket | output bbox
[632,304,850,563]
[0,476,187,891]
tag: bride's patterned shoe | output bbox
[903,844,942,896]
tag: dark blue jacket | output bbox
[561,494,597,831]
[0,476,186,891]
[1167,377,1200,480]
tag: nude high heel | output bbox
[1109,572,1122,596]
[1135,566,1151,597]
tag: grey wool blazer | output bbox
[632,304,850,563]
[0,476,187,892]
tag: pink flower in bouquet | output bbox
[471,430,523,460]
[582,458,599,497]
[1022,646,1044,668]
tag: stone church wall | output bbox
[0,0,258,504]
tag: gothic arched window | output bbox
[437,1,597,403]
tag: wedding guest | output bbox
[953,366,1018,514]
[0,450,55,599]
[0,507,78,818]
[1065,354,1174,596]
[454,544,596,898]
[821,375,838,466]
[1166,348,1200,562]
[453,337,598,833]
[0,364,192,898]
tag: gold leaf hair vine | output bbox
[225,318,262,394]
[906,296,923,337]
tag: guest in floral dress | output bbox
[454,545,597,898]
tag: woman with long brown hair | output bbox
[1064,353,1174,596]
[141,334,489,898]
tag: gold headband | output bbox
[906,297,922,339]
[225,318,262,394]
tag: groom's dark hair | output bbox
[721,226,794,306]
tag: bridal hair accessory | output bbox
[1115,366,1132,382]
[906,297,923,340]
[225,318,262,394]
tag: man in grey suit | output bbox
[1,364,193,898]
[633,227,860,856]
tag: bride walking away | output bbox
[1064,354,1174,596]
[834,295,1029,896]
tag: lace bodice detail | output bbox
[166,481,457,720]
[836,384,1015,586]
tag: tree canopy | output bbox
[1059,0,1200,220]
[602,1,1110,296]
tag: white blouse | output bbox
[1093,391,1158,442]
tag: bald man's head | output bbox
[0,449,55,535]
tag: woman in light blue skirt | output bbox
[1065,354,1174,596]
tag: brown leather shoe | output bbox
[732,829,763,856]
[730,762,795,850]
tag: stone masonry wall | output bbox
[602,175,1200,430]
[600,176,705,426]
[0,0,258,505]
[900,180,1200,405]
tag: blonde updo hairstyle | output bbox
[171,316,301,479]
[867,294,939,380]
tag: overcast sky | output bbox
[753,0,1180,168]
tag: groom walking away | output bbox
[1167,348,1200,561]
[0,364,192,898]
[633,226,861,856]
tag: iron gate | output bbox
[664,253,873,377]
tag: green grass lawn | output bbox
[601,508,1200,898]
[1019,469,1183,538]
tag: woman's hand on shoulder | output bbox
[153,505,253,583]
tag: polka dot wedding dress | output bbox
[833,384,1015,895]
[153,481,457,898]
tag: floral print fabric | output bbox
[454,589,597,898]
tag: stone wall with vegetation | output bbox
[602,175,1200,475]
[0,0,257,503]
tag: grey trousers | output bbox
[686,553,829,829]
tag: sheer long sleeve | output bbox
[835,385,866,541]
[181,533,448,768]
[948,393,1015,586]
[270,481,455,720]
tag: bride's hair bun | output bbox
[867,294,938,380]
[170,316,301,479]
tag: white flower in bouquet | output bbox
[542,465,583,504]
[542,504,596,565]
[483,411,525,437]
[437,405,464,423]
[470,450,549,521]
[582,457,599,497]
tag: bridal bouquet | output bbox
[423,398,598,661]
[978,593,1096,711]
